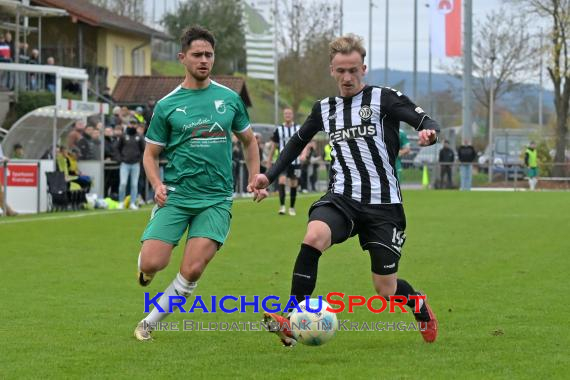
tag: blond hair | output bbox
[329,34,367,62]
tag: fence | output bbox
[400,160,570,190]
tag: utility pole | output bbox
[413,0,418,99]
[384,0,389,85]
[369,0,373,71]
[488,54,496,183]
[538,28,544,128]
[426,2,433,116]
[340,0,344,35]
[462,0,473,144]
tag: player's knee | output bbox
[181,259,209,281]
[140,257,168,274]
[302,230,330,252]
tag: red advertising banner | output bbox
[0,164,39,187]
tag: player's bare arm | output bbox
[143,143,167,207]
[235,127,268,202]
[266,141,276,169]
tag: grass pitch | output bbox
[0,191,568,379]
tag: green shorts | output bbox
[527,167,538,178]
[141,202,232,247]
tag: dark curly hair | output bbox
[180,26,216,52]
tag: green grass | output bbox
[0,191,568,379]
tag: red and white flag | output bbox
[430,0,462,58]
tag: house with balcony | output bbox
[27,0,170,92]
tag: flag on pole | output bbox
[430,0,462,58]
[244,0,276,80]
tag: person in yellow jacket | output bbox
[524,141,538,191]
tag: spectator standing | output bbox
[116,123,145,209]
[457,141,477,191]
[525,141,539,191]
[45,56,56,93]
[438,140,455,189]
[143,97,156,126]
[103,127,120,198]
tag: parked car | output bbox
[478,134,528,179]
[413,142,443,168]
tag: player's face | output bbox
[330,51,367,97]
[283,109,294,124]
[178,39,215,82]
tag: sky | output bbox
[144,0,540,75]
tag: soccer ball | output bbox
[289,298,338,346]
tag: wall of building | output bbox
[97,30,151,90]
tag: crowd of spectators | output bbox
[0,30,59,92]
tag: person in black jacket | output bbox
[438,140,455,189]
[117,123,145,209]
[457,141,477,191]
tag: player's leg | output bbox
[138,239,173,286]
[278,174,287,214]
[369,250,437,343]
[264,203,352,346]
[134,204,192,340]
[288,168,299,216]
[361,203,437,342]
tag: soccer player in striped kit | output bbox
[253,34,439,346]
[266,108,302,216]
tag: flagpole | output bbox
[273,0,279,126]
[384,0,389,86]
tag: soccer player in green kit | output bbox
[134,26,267,341]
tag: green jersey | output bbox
[146,80,250,208]
[396,129,410,173]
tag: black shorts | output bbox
[308,192,407,257]
[280,164,301,179]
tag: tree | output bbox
[511,0,570,174]
[162,0,246,75]
[276,0,340,116]
[89,0,145,23]
[446,8,540,141]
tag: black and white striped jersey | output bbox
[266,85,440,205]
[271,123,302,165]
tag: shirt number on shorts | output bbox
[392,228,406,247]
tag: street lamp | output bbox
[488,54,496,183]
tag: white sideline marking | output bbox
[0,193,325,225]
[0,209,145,225]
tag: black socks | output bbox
[290,244,322,305]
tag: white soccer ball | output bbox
[289,298,338,346]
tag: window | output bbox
[133,49,145,75]
[113,45,124,77]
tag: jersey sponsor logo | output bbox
[183,117,213,131]
[329,124,376,144]
[358,105,373,121]
[175,106,187,115]
[191,123,226,139]
[214,100,226,114]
